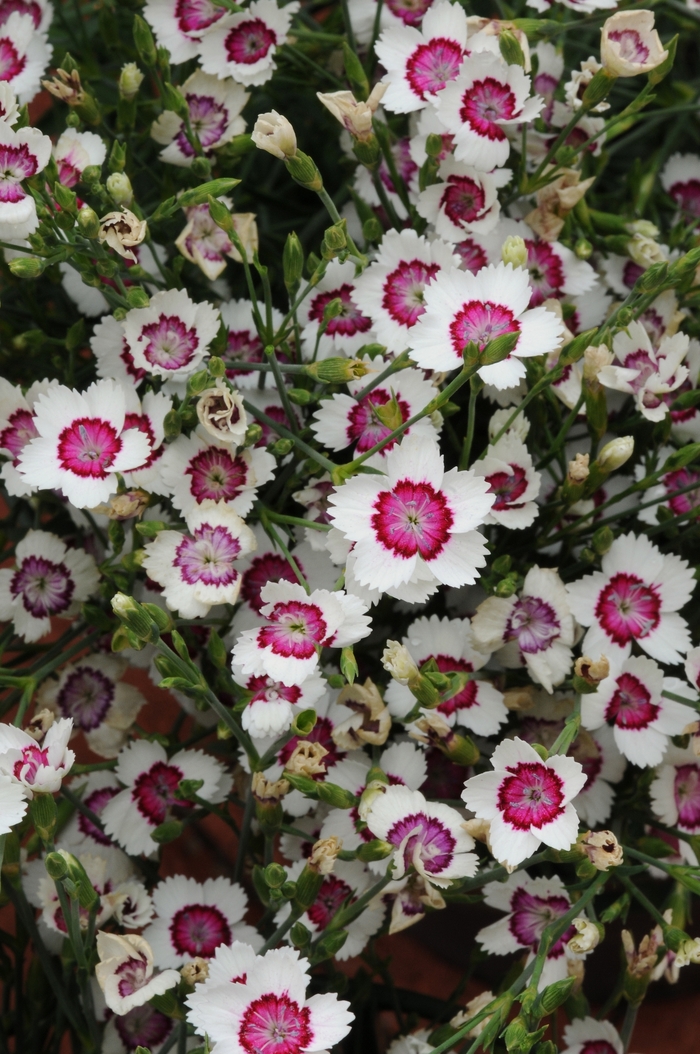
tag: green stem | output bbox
[459,380,480,470]
[234,786,255,884]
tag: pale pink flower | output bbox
[151,71,248,167]
[352,230,458,353]
[123,289,220,382]
[95,932,180,1016]
[198,0,300,88]
[0,529,99,642]
[101,739,232,856]
[376,0,468,113]
[385,614,507,736]
[472,433,541,529]
[566,532,694,666]
[142,502,257,618]
[143,0,227,65]
[175,198,251,280]
[409,263,564,389]
[328,434,494,596]
[0,717,74,795]
[143,875,261,968]
[15,379,152,509]
[231,581,371,687]
[462,737,586,867]
[435,51,543,169]
[53,128,105,188]
[598,321,689,422]
[581,656,695,767]
[185,944,353,1054]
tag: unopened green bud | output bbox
[575,237,593,260]
[264,863,287,888]
[533,976,576,1016]
[243,423,263,447]
[133,14,157,66]
[54,182,77,214]
[207,629,228,669]
[581,67,616,108]
[151,819,183,844]
[77,205,100,237]
[111,624,145,652]
[597,435,634,471]
[425,132,444,158]
[141,603,173,632]
[290,921,311,947]
[271,437,294,457]
[592,525,614,554]
[126,286,150,309]
[31,793,58,842]
[111,592,161,643]
[186,368,211,397]
[305,357,369,383]
[357,839,394,862]
[285,150,323,192]
[316,781,358,809]
[163,409,182,440]
[8,257,45,278]
[663,443,700,471]
[44,850,69,880]
[294,865,323,909]
[179,178,240,209]
[499,29,526,67]
[362,216,383,242]
[283,231,304,290]
[501,235,528,269]
[352,135,382,168]
[288,388,313,406]
[108,139,127,174]
[106,171,133,206]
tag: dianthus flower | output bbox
[0,717,74,795]
[198,0,300,87]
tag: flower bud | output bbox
[597,435,634,471]
[24,708,55,743]
[106,171,133,207]
[8,257,45,278]
[283,231,304,291]
[111,592,160,644]
[252,110,298,160]
[317,84,386,142]
[31,793,58,842]
[567,917,602,954]
[582,344,614,380]
[501,235,528,269]
[77,205,100,238]
[601,11,668,78]
[119,63,144,101]
[357,839,394,862]
[568,452,589,484]
[285,150,323,192]
[382,640,419,685]
[305,357,370,383]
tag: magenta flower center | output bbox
[169,903,232,957]
[459,77,515,140]
[13,743,50,784]
[594,572,661,646]
[176,0,223,34]
[78,785,119,845]
[434,655,476,717]
[11,555,74,617]
[308,284,373,339]
[225,17,277,64]
[57,666,115,731]
[115,1006,172,1053]
[608,28,650,64]
[662,467,700,515]
[454,238,488,275]
[509,886,574,955]
[386,0,433,26]
[674,762,700,829]
[57,416,122,479]
[580,1044,619,1054]
[605,671,659,730]
[174,523,243,587]
[669,179,700,218]
[175,93,228,157]
[440,175,486,228]
[405,37,464,99]
[485,462,528,510]
[526,241,565,307]
[239,994,312,1054]
[382,258,439,327]
[0,141,36,200]
[258,600,328,659]
[120,337,147,384]
[449,299,520,355]
[140,314,199,371]
[497,761,565,830]
[241,553,301,614]
[386,810,456,873]
[248,674,301,707]
[132,760,185,825]
[307,874,353,929]
[371,479,453,561]
[347,388,411,453]
[116,955,148,998]
[187,446,248,503]
[506,595,560,654]
[0,407,37,460]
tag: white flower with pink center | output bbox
[198,0,300,88]
[15,378,152,509]
[472,567,574,693]
[328,434,494,597]
[0,12,52,106]
[566,532,694,666]
[101,738,232,856]
[633,443,700,526]
[0,119,50,238]
[560,1017,624,1054]
[598,321,689,422]
[274,858,383,959]
[142,502,257,619]
[143,0,227,64]
[0,376,58,497]
[96,932,181,1016]
[651,744,700,866]
[232,580,371,688]
[601,10,667,78]
[435,52,543,169]
[219,297,284,390]
[375,0,468,113]
[349,0,438,44]
[462,737,586,867]
[151,71,248,167]
[120,388,172,496]
[160,429,275,519]
[385,614,508,736]
[232,661,327,739]
[0,717,74,795]
[661,153,700,221]
[58,771,123,853]
[124,288,220,382]
[581,656,695,768]
[409,262,564,389]
[477,872,581,990]
[103,1003,174,1054]
[53,128,106,189]
[352,230,458,354]
[186,944,353,1054]
[472,433,541,529]
[37,654,146,760]
[416,157,511,242]
[300,259,375,359]
[143,875,261,968]
[365,784,477,887]
[0,529,99,642]
[310,357,437,456]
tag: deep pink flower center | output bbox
[174,523,243,587]
[308,284,372,338]
[526,241,564,307]
[382,258,439,327]
[371,479,453,561]
[176,93,228,157]
[386,0,433,26]
[116,955,148,998]
[170,903,232,957]
[307,875,352,929]
[347,388,411,453]
[115,1006,172,1052]
[132,761,186,825]
[485,462,528,510]
[454,238,488,275]
[258,600,328,659]
[506,595,560,654]
[78,785,119,845]
[0,407,37,460]
[580,1044,618,1054]
[10,555,74,617]
[0,42,26,88]
[433,655,476,717]
[594,572,661,645]
[13,743,50,784]
[605,671,659,730]
[608,28,649,64]
[387,810,456,873]
[498,761,565,830]
[509,886,574,955]
[405,37,464,99]
[140,314,199,371]
[225,17,276,64]
[441,175,486,227]
[187,446,248,503]
[669,179,700,218]
[459,77,515,140]
[247,674,301,707]
[449,299,519,355]
[176,0,223,34]
[241,553,300,614]
[663,467,700,515]
[57,416,122,478]
[57,666,115,731]
[239,994,312,1054]
[674,762,700,830]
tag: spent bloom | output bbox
[95,932,180,1016]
